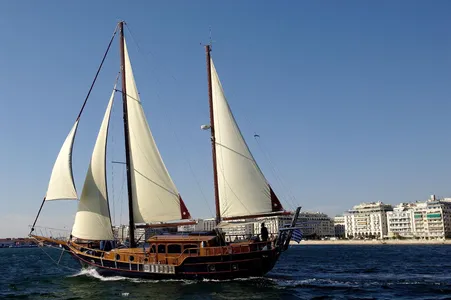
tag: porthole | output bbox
[232,264,238,271]
[144,258,148,262]
[208,264,216,272]
[129,255,135,262]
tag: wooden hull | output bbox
[68,246,281,280]
[31,231,293,280]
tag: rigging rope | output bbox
[30,24,119,235]
[253,135,299,210]
[76,24,119,121]
[215,85,297,212]
[124,23,214,218]
[37,244,80,272]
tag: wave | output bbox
[69,269,276,286]
[69,268,131,282]
[267,276,451,290]
[68,268,196,284]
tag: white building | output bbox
[411,195,451,239]
[387,203,415,238]
[296,212,334,238]
[222,223,255,242]
[385,195,451,239]
[254,214,293,239]
[113,225,177,243]
[177,210,336,241]
[344,202,393,239]
[113,225,129,243]
[177,218,216,232]
[255,212,334,239]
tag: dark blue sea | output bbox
[1,245,450,299]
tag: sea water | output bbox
[0,245,450,299]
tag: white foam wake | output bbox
[69,267,131,281]
[68,267,196,284]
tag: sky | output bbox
[1,1,450,238]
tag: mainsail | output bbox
[71,88,115,240]
[123,40,191,223]
[210,59,283,219]
[45,121,79,201]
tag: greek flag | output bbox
[291,229,303,243]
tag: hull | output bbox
[31,206,303,281]
[69,247,281,280]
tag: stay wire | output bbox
[125,23,214,218]
[254,136,299,210]
[215,84,297,211]
[76,24,119,121]
[30,24,119,234]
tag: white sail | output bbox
[123,40,191,223]
[45,121,79,201]
[210,59,283,219]
[71,89,115,240]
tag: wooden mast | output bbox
[205,45,221,225]
[119,21,136,248]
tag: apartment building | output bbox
[254,214,293,238]
[411,196,451,239]
[177,218,216,232]
[295,212,335,238]
[344,202,393,239]
[387,204,415,238]
[333,216,346,238]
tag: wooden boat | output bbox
[30,21,300,280]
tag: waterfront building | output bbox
[344,202,393,239]
[176,211,335,240]
[387,203,415,238]
[255,212,334,239]
[177,218,216,232]
[295,212,334,238]
[222,222,255,241]
[114,225,177,243]
[385,195,451,239]
[410,195,451,239]
[333,216,346,238]
[178,217,254,241]
[254,214,293,239]
[113,225,129,243]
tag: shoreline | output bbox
[291,239,451,245]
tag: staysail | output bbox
[210,59,283,219]
[123,40,191,223]
[45,121,79,201]
[71,88,115,240]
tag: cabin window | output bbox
[129,255,134,262]
[184,244,198,254]
[115,254,121,260]
[157,244,166,253]
[149,245,156,253]
[167,244,182,254]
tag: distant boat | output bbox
[30,21,301,280]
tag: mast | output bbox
[119,21,136,248]
[205,45,221,225]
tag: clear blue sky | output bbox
[1,1,450,237]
